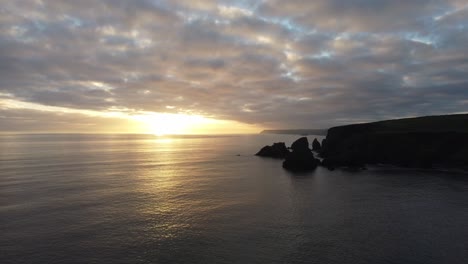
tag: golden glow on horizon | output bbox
[133,113,210,136]
[1,98,261,134]
[133,112,260,135]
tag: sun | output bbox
[133,113,209,136]
[132,112,261,135]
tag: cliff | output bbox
[321,114,468,168]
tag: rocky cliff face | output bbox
[321,114,468,169]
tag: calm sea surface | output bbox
[1,134,467,264]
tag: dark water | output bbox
[1,134,467,264]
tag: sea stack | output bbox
[255,142,290,159]
[312,138,321,151]
[283,137,320,172]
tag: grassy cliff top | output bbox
[329,114,468,134]
[261,129,327,135]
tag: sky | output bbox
[1,0,468,134]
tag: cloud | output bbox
[0,106,144,133]
[1,0,468,132]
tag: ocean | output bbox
[1,134,467,264]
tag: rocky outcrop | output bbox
[291,137,309,151]
[255,142,289,159]
[312,138,321,151]
[255,137,320,171]
[283,137,320,172]
[320,114,468,169]
[256,114,468,172]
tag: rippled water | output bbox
[1,134,467,264]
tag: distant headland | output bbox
[257,114,468,171]
[260,129,327,136]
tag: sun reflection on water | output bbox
[151,137,174,144]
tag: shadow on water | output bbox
[283,168,318,178]
[284,165,368,178]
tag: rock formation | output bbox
[255,142,289,159]
[282,137,320,172]
[320,114,468,169]
[312,138,321,151]
[256,114,468,173]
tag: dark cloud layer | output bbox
[1,0,467,131]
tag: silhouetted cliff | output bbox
[261,129,327,136]
[321,114,468,169]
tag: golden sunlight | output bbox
[133,113,260,135]
[133,113,209,136]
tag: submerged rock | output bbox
[283,137,320,172]
[255,142,289,159]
